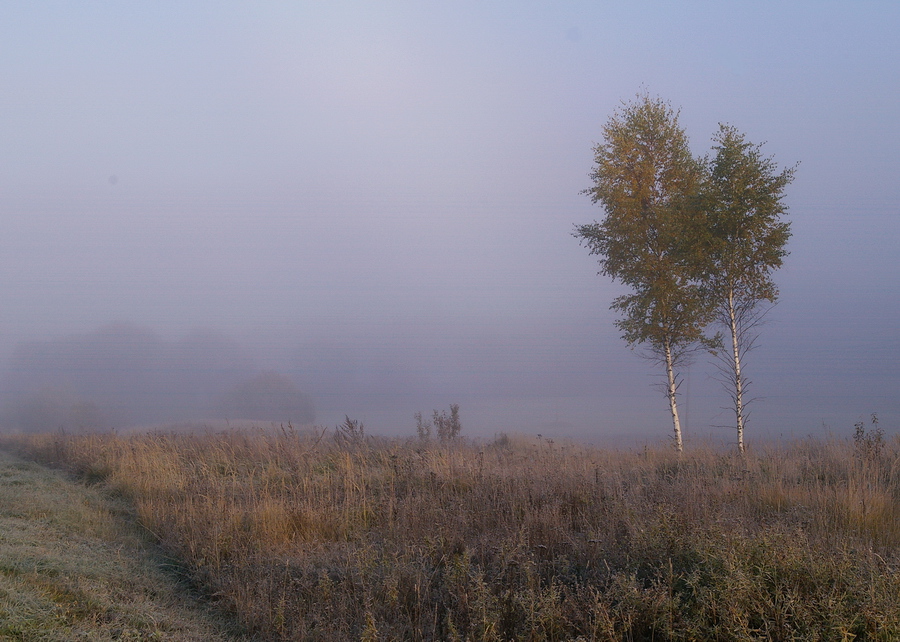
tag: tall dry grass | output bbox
[3,425,899,641]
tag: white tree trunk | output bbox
[663,337,684,452]
[727,289,746,454]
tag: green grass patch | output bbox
[0,449,252,641]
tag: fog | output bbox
[1,3,898,442]
[0,323,313,430]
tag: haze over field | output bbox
[1,3,898,440]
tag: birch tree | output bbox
[575,95,713,451]
[700,124,796,453]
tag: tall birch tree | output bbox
[700,124,796,453]
[575,95,712,451]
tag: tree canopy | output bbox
[575,94,714,451]
[576,97,795,452]
[700,124,796,452]
[701,124,794,304]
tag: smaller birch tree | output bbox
[575,95,713,451]
[700,124,796,453]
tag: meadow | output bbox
[2,420,899,641]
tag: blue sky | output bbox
[1,2,898,441]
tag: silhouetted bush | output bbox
[2,388,118,432]
[214,371,315,424]
[414,404,462,441]
[1,323,255,427]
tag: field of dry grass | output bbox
[3,422,899,641]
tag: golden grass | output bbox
[3,426,899,641]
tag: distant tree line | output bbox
[575,93,796,453]
[0,324,315,431]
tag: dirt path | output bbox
[0,449,254,641]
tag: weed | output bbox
[335,416,365,445]
[415,404,462,441]
[414,411,431,441]
[854,413,884,462]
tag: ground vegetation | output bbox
[3,426,898,641]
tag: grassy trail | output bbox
[0,449,251,641]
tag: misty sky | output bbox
[2,2,898,442]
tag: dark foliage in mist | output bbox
[3,388,123,433]
[0,323,314,431]
[213,371,315,425]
